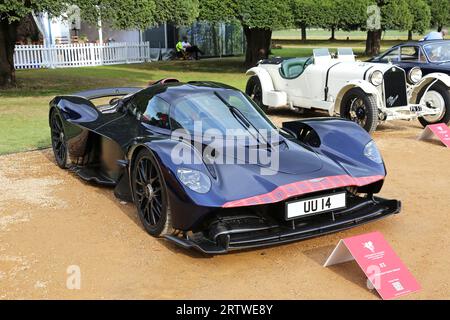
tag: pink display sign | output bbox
[324,231,421,300]
[418,123,450,147]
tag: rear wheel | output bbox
[341,88,379,133]
[132,149,173,237]
[50,111,70,169]
[246,76,268,113]
[417,82,450,127]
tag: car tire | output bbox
[293,107,305,114]
[340,88,379,133]
[417,82,450,127]
[132,148,173,237]
[50,110,71,169]
[246,76,269,113]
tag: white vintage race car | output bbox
[245,48,450,132]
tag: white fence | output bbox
[14,42,153,69]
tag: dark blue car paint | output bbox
[49,82,391,234]
[369,40,450,77]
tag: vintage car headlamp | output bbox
[408,67,422,84]
[369,70,383,86]
[177,168,211,193]
[364,140,383,164]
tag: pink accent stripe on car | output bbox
[222,175,385,208]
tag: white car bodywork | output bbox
[246,48,450,124]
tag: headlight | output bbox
[408,67,422,84]
[369,70,383,86]
[364,140,383,164]
[177,168,211,193]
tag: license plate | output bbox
[285,192,346,220]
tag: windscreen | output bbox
[169,90,277,137]
[423,42,450,62]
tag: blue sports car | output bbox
[369,40,450,76]
[49,79,400,253]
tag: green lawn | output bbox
[0,57,249,154]
[0,41,392,155]
[272,28,432,41]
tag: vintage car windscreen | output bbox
[169,91,276,137]
[378,48,400,62]
[423,42,450,62]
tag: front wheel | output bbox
[245,76,268,113]
[132,149,173,237]
[340,88,379,133]
[417,82,450,127]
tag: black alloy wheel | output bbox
[132,149,173,236]
[50,111,69,168]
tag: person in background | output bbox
[181,35,204,60]
[175,39,184,59]
[422,28,448,41]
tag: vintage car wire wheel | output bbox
[50,111,69,168]
[245,76,268,113]
[418,83,450,126]
[341,88,378,133]
[132,149,173,237]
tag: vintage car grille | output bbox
[383,67,408,108]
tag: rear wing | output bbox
[72,78,181,100]
[73,87,143,100]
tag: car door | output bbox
[92,102,140,150]
[94,91,170,149]
[396,45,427,75]
[278,58,312,106]
[287,71,312,104]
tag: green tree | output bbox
[1,0,63,87]
[0,0,199,87]
[428,0,450,30]
[290,0,321,42]
[291,0,368,42]
[407,0,431,40]
[365,0,413,56]
[75,0,157,30]
[153,0,199,26]
[334,0,370,35]
[199,0,294,66]
[318,0,340,40]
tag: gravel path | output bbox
[0,112,449,299]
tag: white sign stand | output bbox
[323,240,354,267]
[417,126,435,141]
[417,123,450,148]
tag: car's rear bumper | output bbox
[164,195,401,254]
